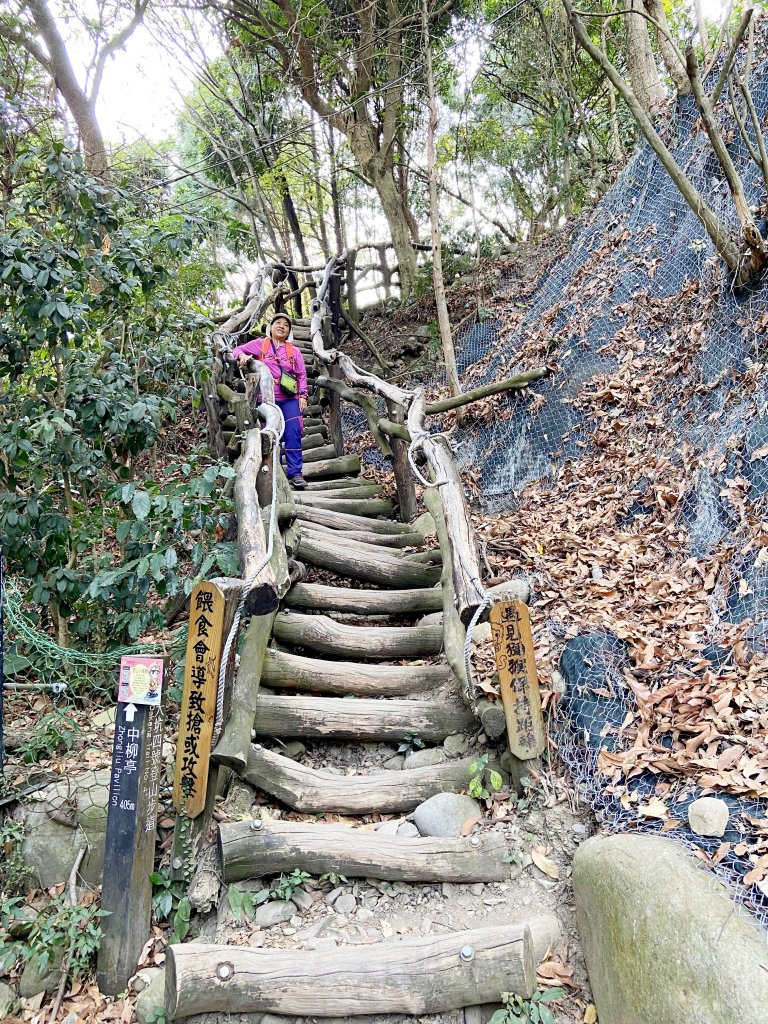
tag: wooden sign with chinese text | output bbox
[97,701,164,995]
[173,581,226,817]
[490,600,545,760]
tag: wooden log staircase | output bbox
[166,300,553,1020]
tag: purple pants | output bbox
[280,398,303,478]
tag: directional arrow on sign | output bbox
[125,703,137,723]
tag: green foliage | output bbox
[396,732,425,755]
[318,871,348,888]
[488,988,565,1024]
[0,134,233,655]
[150,870,191,944]
[17,707,80,763]
[0,821,32,897]
[468,753,504,801]
[273,869,312,902]
[0,893,109,979]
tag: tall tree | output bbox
[0,0,149,180]
[222,0,434,299]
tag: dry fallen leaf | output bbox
[637,798,668,820]
[531,846,560,879]
[584,1004,598,1024]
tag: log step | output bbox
[273,612,443,659]
[219,820,507,883]
[284,582,443,613]
[262,649,453,696]
[295,505,418,534]
[301,525,425,548]
[303,477,369,491]
[254,694,472,741]
[243,746,487,813]
[302,454,361,480]
[166,925,535,1018]
[302,444,340,464]
[297,496,394,515]
[301,433,326,451]
[296,535,441,588]
[298,484,382,500]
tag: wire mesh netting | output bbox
[446,56,768,930]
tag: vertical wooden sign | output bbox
[490,600,546,760]
[172,581,226,818]
[97,699,164,995]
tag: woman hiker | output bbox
[231,312,309,489]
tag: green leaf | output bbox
[489,770,503,792]
[488,1011,509,1024]
[131,490,152,520]
[537,988,564,1004]
[538,1007,555,1024]
[228,884,243,922]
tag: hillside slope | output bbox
[456,59,768,926]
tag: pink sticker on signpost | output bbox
[118,656,164,706]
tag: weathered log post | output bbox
[234,429,280,616]
[387,399,418,523]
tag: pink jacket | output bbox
[231,335,308,403]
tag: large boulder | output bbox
[13,769,111,888]
[413,793,481,837]
[573,833,768,1024]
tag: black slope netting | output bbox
[445,60,768,927]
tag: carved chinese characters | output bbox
[489,600,546,760]
[173,581,226,818]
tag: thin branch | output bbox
[710,5,754,106]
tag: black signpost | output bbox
[97,661,164,996]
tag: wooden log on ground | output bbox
[302,454,361,480]
[254,695,471,741]
[296,524,425,548]
[301,433,326,451]
[299,525,418,560]
[295,505,414,534]
[262,648,452,695]
[284,582,442,614]
[303,476,368,491]
[243,746,487,813]
[297,484,382,500]
[296,535,441,588]
[218,820,507,883]
[165,925,535,1017]
[273,612,444,659]
[234,430,279,615]
[302,443,340,463]
[295,496,394,516]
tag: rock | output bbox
[443,734,469,757]
[13,769,111,888]
[403,747,447,771]
[413,793,482,838]
[334,892,357,915]
[0,981,16,1019]
[130,967,163,994]
[254,900,295,928]
[290,888,314,912]
[410,511,436,537]
[374,820,401,835]
[135,968,166,1024]
[488,579,530,604]
[470,621,492,643]
[688,796,729,838]
[417,612,443,627]
[19,947,64,997]
[222,780,256,820]
[573,834,768,1024]
[381,754,405,771]
[397,823,420,838]
[324,886,343,904]
[356,908,375,922]
[281,741,306,760]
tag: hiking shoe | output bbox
[289,474,307,490]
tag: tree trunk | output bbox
[27,0,110,180]
[643,0,691,95]
[625,0,666,116]
[368,162,419,300]
[422,0,460,400]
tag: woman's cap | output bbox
[270,312,292,328]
